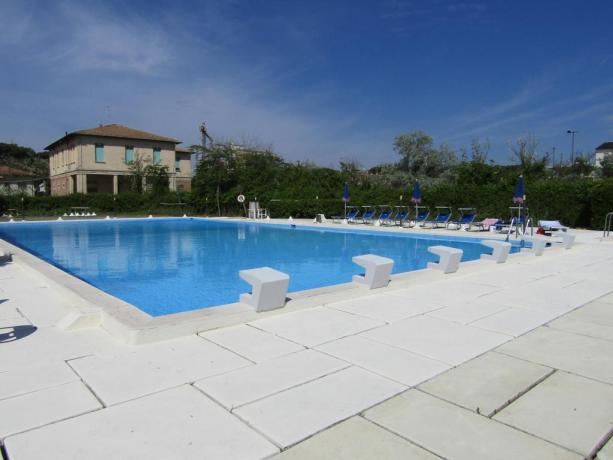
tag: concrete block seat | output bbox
[239,267,289,312]
[352,254,394,289]
[560,232,576,249]
[527,236,549,256]
[480,240,512,264]
[427,246,463,274]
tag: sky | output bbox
[1,0,613,167]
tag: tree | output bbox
[508,134,547,178]
[127,151,148,193]
[393,131,456,177]
[144,164,170,194]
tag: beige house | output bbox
[46,124,192,196]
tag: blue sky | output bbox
[1,0,612,166]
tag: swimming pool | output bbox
[0,218,523,316]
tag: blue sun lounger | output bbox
[390,206,409,226]
[406,207,430,228]
[377,206,394,225]
[423,207,452,228]
[361,206,378,224]
[448,208,477,230]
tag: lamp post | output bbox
[567,130,578,164]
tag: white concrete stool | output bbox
[352,254,394,289]
[239,267,290,312]
[560,232,575,249]
[480,240,511,264]
[529,236,549,256]
[427,245,463,273]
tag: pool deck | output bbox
[1,219,613,459]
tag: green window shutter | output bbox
[153,148,161,165]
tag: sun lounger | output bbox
[391,207,409,226]
[405,207,429,228]
[470,218,499,232]
[360,207,378,224]
[538,220,569,232]
[423,207,452,228]
[376,206,394,226]
[332,207,360,224]
[448,208,477,230]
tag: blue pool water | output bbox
[0,218,523,316]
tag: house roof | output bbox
[596,142,613,151]
[0,166,37,177]
[45,124,181,150]
[176,146,192,153]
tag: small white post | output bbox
[561,232,575,249]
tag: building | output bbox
[0,166,46,196]
[595,142,613,166]
[45,124,192,196]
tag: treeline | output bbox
[0,143,49,176]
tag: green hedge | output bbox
[2,178,613,229]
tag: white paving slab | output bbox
[194,349,348,409]
[69,335,251,405]
[234,366,405,448]
[427,299,509,324]
[273,416,439,459]
[249,307,384,347]
[0,362,79,400]
[470,307,558,337]
[365,390,581,460]
[547,316,613,342]
[199,324,304,363]
[4,385,278,460]
[419,351,552,416]
[497,327,613,384]
[326,293,443,322]
[316,335,449,386]
[386,281,502,307]
[361,315,511,365]
[0,381,101,439]
[0,327,120,372]
[494,371,613,456]
[0,303,23,321]
[562,301,613,328]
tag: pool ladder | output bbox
[605,212,613,237]
[505,217,534,242]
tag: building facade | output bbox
[0,166,46,196]
[46,124,192,196]
[595,142,613,166]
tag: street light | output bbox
[567,130,578,164]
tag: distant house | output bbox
[595,142,613,165]
[45,124,192,196]
[0,166,46,196]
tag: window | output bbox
[125,146,134,163]
[175,158,181,172]
[95,144,105,163]
[153,148,161,165]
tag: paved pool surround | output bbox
[0,225,612,459]
[0,217,584,344]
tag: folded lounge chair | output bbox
[448,208,477,230]
[423,207,452,228]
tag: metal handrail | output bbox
[605,212,613,237]
[505,217,516,242]
[525,217,534,237]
